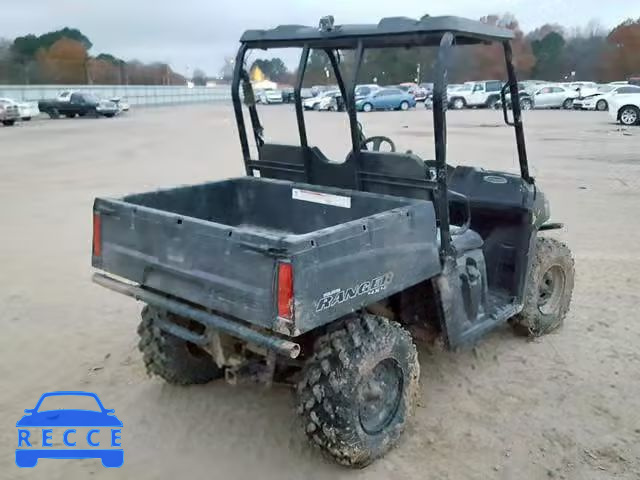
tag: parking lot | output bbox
[1,104,639,479]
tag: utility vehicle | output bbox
[92,15,575,467]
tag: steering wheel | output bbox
[361,136,396,152]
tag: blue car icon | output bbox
[16,391,123,468]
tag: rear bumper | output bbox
[93,273,301,358]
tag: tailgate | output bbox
[92,198,280,329]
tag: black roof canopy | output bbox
[240,15,514,49]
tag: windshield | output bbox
[598,85,614,93]
[35,394,103,412]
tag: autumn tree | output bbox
[458,14,535,81]
[36,38,89,84]
[602,18,640,81]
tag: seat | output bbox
[438,225,484,254]
[451,226,484,253]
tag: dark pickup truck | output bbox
[39,92,119,119]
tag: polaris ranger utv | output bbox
[92,15,574,467]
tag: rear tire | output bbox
[48,108,60,119]
[562,98,574,110]
[137,305,224,385]
[596,99,608,111]
[511,237,574,337]
[2,119,15,126]
[619,105,640,126]
[22,117,31,121]
[65,113,76,118]
[297,314,419,467]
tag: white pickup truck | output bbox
[448,80,503,109]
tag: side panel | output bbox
[292,202,440,333]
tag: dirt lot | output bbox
[1,105,639,479]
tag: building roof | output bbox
[240,16,514,49]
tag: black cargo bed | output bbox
[93,177,441,335]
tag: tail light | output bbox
[277,262,293,319]
[92,212,102,257]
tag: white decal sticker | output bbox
[292,188,351,208]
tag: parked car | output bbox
[529,85,579,109]
[109,97,130,113]
[419,82,434,94]
[303,90,339,110]
[574,84,640,111]
[398,82,428,102]
[567,81,599,98]
[317,90,344,111]
[38,92,119,118]
[447,80,503,109]
[609,93,640,126]
[0,98,39,120]
[355,87,416,112]
[355,84,381,99]
[0,98,20,126]
[493,87,534,111]
[256,89,284,104]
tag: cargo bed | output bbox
[93,177,440,335]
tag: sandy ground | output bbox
[1,104,639,479]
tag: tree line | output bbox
[246,14,640,86]
[0,28,186,85]
[2,14,639,86]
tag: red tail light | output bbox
[93,212,102,257]
[277,262,293,319]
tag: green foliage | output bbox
[531,32,566,80]
[11,27,92,61]
[95,53,124,65]
[250,57,289,82]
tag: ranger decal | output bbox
[315,272,394,312]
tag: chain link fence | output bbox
[0,84,232,106]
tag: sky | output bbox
[1,0,639,76]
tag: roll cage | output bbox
[231,15,530,260]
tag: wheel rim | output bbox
[364,104,372,112]
[597,100,607,111]
[538,265,566,315]
[357,358,403,435]
[454,99,463,109]
[621,108,637,125]
[563,99,573,109]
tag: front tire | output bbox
[520,98,533,110]
[562,98,574,110]
[619,106,640,126]
[451,97,466,110]
[362,103,373,113]
[137,305,224,384]
[511,237,575,337]
[596,99,608,111]
[297,315,419,468]
[2,119,15,126]
[399,101,409,111]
